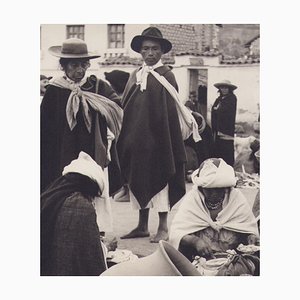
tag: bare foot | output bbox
[120,228,150,239]
[150,230,169,243]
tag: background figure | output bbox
[185,91,201,114]
[40,74,52,100]
[234,137,260,174]
[117,27,191,243]
[104,70,130,97]
[197,84,208,120]
[41,152,107,276]
[41,38,123,233]
[211,80,237,166]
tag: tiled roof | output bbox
[100,55,176,66]
[175,49,221,57]
[220,57,260,64]
[99,52,259,66]
[100,56,143,66]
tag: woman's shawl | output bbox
[50,77,123,139]
[41,173,106,275]
[169,187,259,250]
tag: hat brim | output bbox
[48,46,101,59]
[214,83,237,90]
[131,36,172,54]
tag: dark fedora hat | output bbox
[131,27,172,54]
[48,38,100,59]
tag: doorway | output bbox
[189,68,208,120]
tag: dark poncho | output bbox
[211,93,237,138]
[117,66,186,209]
[40,75,122,194]
[41,173,107,276]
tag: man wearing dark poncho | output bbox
[118,27,200,243]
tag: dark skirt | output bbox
[213,137,234,167]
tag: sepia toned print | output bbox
[40,24,260,276]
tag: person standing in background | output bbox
[40,74,52,101]
[185,91,201,114]
[211,80,237,167]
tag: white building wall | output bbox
[123,24,148,57]
[172,66,189,102]
[40,24,150,79]
[40,24,106,77]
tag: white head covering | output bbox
[191,158,237,188]
[62,151,105,195]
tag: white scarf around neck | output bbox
[135,61,201,142]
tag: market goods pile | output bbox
[235,171,259,189]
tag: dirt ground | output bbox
[105,184,192,257]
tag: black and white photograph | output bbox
[2,0,299,299]
[40,23,260,276]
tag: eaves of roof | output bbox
[100,56,143,66]
[175,49,221,57]
[244,34,260,47]
[220,57,260,64]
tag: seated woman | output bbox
[169,158,259,262]
[41,152,108,276]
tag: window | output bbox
[66,25,85,40]
[108,24,125,48]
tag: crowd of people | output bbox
[40,26,260,276]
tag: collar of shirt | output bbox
[64,75,88,88]
[136,60,164,91]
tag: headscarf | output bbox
[191,158,237,188]
[62,151,105,195]
[62,152,112,232]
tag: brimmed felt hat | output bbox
[48,38,100,59]
[131,27,172,54]
[214,80,237,90]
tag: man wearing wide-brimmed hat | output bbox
[117,27,200,243]
[211,79,238,167]
[41,38,123,233]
